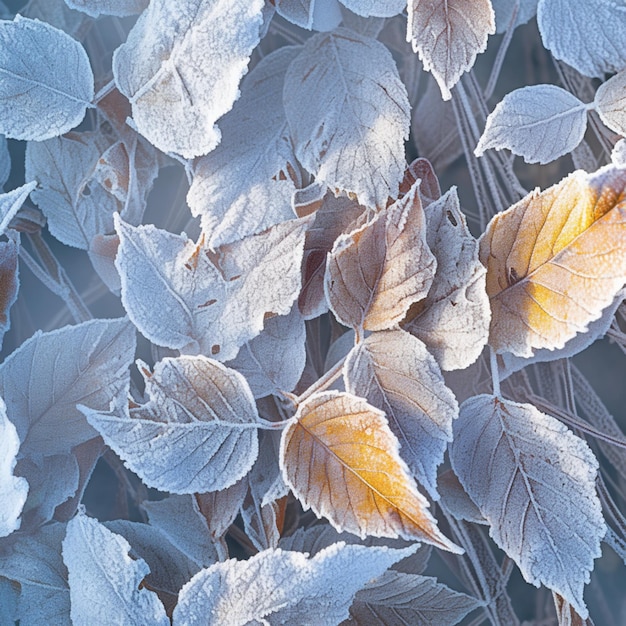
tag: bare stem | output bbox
[293,354,347,406]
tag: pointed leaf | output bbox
[450,395,605,617]
[480,164,626,357]
[280,390,461,549]
[113,0,264,157]
[284,28,410,208]
[475,85,588,164]
[595,69,626,137]
[276,0,317,29]
[0,182,36,235]
[65,0,148,17]
[173,542,416,626]
[407,0,495,100]
[63,511,169,625]
[0,318,135,458]
[188,46,300,248]
[196,480,248,542]
[326,183,436,331]
[344,330,458,499]
[338,0,405,17]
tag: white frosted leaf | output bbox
[226,307,306,398]
[492,0,538,33]
[62,511,169,626]
[115,215,310,361]
[344,330,458,499]
[0,238,18,349]
[450,395,605,617]
[0,135,9,188]
[0,182,36,235]
[408,0,495,100]
[403,188,490,371]
[284,28,410,208]
[348,570,483,625]
[64,0,148,17]
[113,0,264,158]
[0,318,135,458]
[0,16,93,140]
[612,138,626,166]
[195,479,249,542]
[0,396,28,537]
[595,69,626,137]
[83,355,260,493]
[475,85,588,164]
[339,0,405,17]
[537,0,626,78]
[172,542,416,625]
[276,0,316,28]
[188,46,300,248]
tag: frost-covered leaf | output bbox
[480,164,626,357]
[475,85,589,164]
[595,69,626,137]
[0,318,135,458]
[403,187,490,370]
[344,330,458,499]
[612,138,626,166]
[276,0,317,28]
[492,0,538,33]
[188,46,300,248]
[0,238,18,349]
[0,396,28,537]
[196,480,248,542]
[339,0,405,17]
[0,15,93,140]
[64,0,148,17]
[280,391,461,549]
[113,0,264,158]
[115,215,309,361]
[0,182,36,236]
[63,511,169,625]
[450,395,605,617]
[0,135,9,188]
[84,356,260,493]
[437,469,487,525]
[284,28,410,208]
[399,157,442,206]
[173,542,416,625]
[348,570,482,625]
[226,307,306,398]
[325,182,436,331]
[537,0,626,78]
[408,0,495,100]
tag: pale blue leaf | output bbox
[0,15,93,140]
[0,577,18,625]
[24,0,89,36]
[113,0,265,158]
[0,135,9,188]
[62,511,169,625]
[276,0,343,30]
[83,356,260,493]
[64,0,148,17]
[173,542,416,626]
[492,0,538,33]
[0,318,136,459]
[339,0,405,17]
[0,182,36,235]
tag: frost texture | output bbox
[595,68,626,137]
[84,356,261,493]
[450,395,605,617]
[475,85,588,164]
[492,0,538,33]
[64,0,148,17]
[113,0,264,158]
[284,28,410,208]
[339,0,405,17]
[0,16,93,140]
[172,542,416,625]
[62,511,169,625]
[0,182,36,236]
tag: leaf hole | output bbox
[446,210,458,226]
[211,344,220,355]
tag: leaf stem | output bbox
[293,354,347,406]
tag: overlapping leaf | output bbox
[0,182,36,236]
[450,395,605,617]
[595,69,626,138]
[280,390,461,549]
[492,0,538,33]
[475,85,589,164]
[339,0,405,17]
[113,0,264,157]
[344,330,458,499]
[407,0,495,100]
[325,182,436,331]
[284,28,410,208]
[65,0,148,17]
[84,356,261,493]
[0,238,18,349]
[480,164,626,356]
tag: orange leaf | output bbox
[480,164,626,357]
[280,391,461,551]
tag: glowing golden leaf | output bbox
[280,391,461,551]
[480,165,626,357]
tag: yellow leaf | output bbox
[280,391,461,551]
[480,164,626,357]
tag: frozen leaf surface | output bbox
[0,15,93,140]
[63,511,169,625]
[0,182,36,236]
[595,68,626,137]
[64,0,148,17]
[475,85,589,164]
[280,391,461,549]
[84,356,260,493]
[492,0,538,32]
[325,183,436,331]
[344,330,458,499]
[408,0,495,100]
[188,46,300,248]
[0,317,135,458]
[113,0,264,157]
[116,216,309,361]
[480,164,626,356]
[450,395,605,617]
[284,28,410,208]
[339,0,405,17]
[173,542,416,625]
